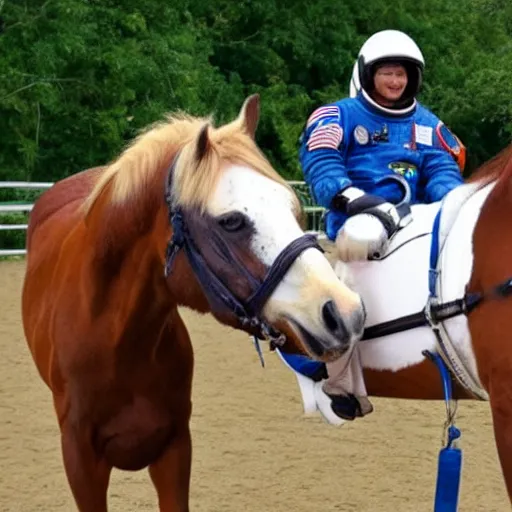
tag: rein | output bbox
[162,156,323,345]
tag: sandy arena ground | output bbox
[0,260,510,511]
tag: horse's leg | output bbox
[148,426,192,512]
[60,419,112,512]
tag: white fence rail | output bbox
[0,182,54,256]
[0,181,325,256]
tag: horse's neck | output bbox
[87,222,169,339]
[83,176,172,334]
[87,192,211,332]
[87,181,161,263]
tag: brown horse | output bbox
[466,143,512,501]
[276,144,512,504]
[21,94,366,511]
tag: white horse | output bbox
[279,178,494,425]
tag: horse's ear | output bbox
[238,94,260,139]
[195,123,211,162]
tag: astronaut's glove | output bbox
[332,187,411,262]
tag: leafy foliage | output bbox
[2,0,511,184]
[0,1,511,222]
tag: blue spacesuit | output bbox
[300,93,464,240]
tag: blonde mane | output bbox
[83,110,300,216]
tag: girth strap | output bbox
[362,294,482,341]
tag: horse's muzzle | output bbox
[290,300,366,362]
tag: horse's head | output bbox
[163,95,365,362]
[83,95,364,361]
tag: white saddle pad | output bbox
[342,181,494,378]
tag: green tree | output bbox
[0,0,234,182]
[1,0,511,184]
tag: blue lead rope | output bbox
[429,209,442,297]
[425,204,463,512]
[424,350,463,512]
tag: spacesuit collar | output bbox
[360,89,416,117]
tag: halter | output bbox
[162,156,323,345]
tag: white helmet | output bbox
[354,30,425,109]
[349,61,360,98]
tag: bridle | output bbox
[162,156,323,345]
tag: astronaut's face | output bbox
[372,64,408,106]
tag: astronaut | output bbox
[279,30,466,423]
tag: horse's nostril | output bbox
[322,300,339,332]
[322,300,348,339]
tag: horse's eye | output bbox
[218,212,246,232]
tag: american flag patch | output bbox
[307,124,343,151]
[306,105,340,128]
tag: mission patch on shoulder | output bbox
[436,122,466,172]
